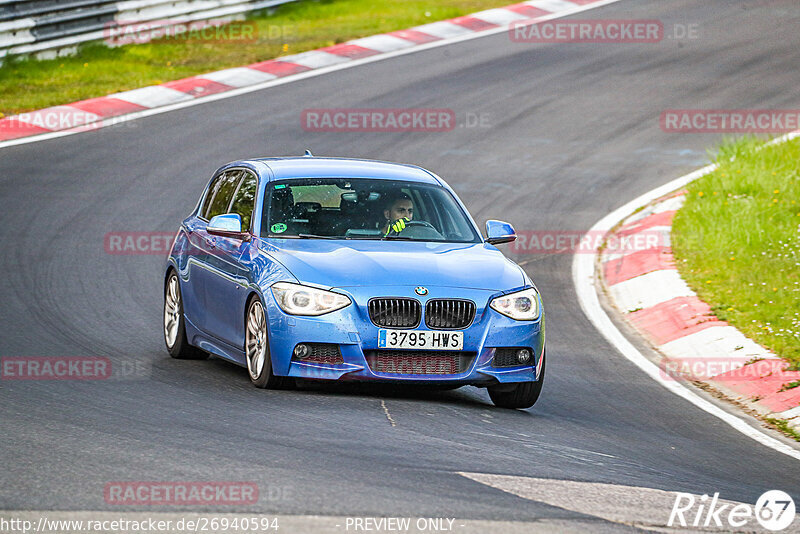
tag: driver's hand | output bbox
[387,217,410,235]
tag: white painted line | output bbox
[602,225,671,262]
[608,269,694,311]
[661,325,780,362]
[524,0,580,12]
[0,0,626,150]
[13,105,95,128]
[572,137,800,462]
[412,21,475,39]
[469,8,531,26]
[780,406,800,420]
[623,195,685,225]
[459,472,751,531]
[111,85,193,108]
[0,17,36,33]
[278,50,350,69]
[0,25,33,48]
[200,67,276,87]
[348,34,418,52]
[652,194,686,213]
[622,204,659,226]
[660,326,778,364]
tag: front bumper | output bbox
[264,285,545,385]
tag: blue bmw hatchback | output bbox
[164,155,545,408]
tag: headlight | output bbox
[271,282,351,316]
[489,287,541,321]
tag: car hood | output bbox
[261,239,525,290]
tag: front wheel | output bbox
[488,353,545,409]
[245,296,289,389]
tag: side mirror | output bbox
[485,220,517,245]
[208,214,250,240]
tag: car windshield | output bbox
[261,178,481,243]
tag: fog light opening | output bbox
[294,344,310,359]
[517,348,531,364]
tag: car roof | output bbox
[249,156,442,185]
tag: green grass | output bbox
[672,136,800,366]
[765,417,800,442]
[0,0,515,115]
[779,380,800,392]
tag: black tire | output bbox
[487,353,545,409]
[164,271,208,360]
[245,295,291,389]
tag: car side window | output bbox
[228,170,258,232]
[204,170,242,221]
[200,174,222,219]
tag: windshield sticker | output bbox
[274,184,286,189]
[271,223,287,234]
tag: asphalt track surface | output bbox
[2,0,800,530]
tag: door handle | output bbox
[205,236,217,248]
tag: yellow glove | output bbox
[386,217,409,235]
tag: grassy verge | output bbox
[672,136,800,367]
[0,0,515,115]
[765,417,800,442]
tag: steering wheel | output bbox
[386,219,436,235]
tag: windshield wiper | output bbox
[296,233,340,239]
[267,233,340,239]
[275,233,421,241]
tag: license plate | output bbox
[377,329,463,350]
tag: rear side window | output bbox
[202,170,242,220]
[229,171,258,231]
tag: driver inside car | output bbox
[381,193,414,236]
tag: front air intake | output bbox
[368,298,421,328]
[424,299,476,329]
[365,350,475,375]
